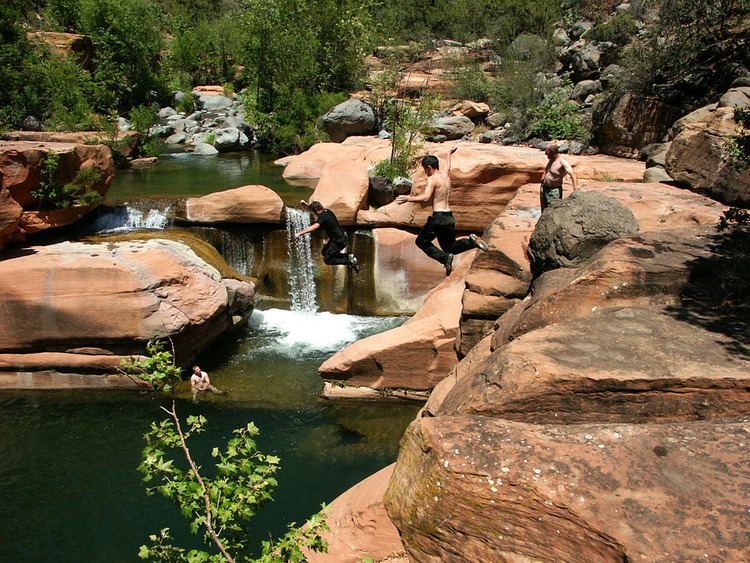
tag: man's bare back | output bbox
[429,169,452,211]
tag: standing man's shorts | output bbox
[540,184,563,210]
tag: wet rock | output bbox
[386,414,750,562]
[185,185,284,224]
[528,191,639,275]
[320,99,377,143]
[130,157,158,169]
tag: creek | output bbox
[0,151,423,562]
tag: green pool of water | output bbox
[0,309,419,562]
[108,152,313,206]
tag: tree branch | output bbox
[164,401,235,563]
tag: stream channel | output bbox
[0,151,423,562]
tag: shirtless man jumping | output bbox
[396,146,487,275]
[540,142,579,210]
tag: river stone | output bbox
[643,165,673,183]
[21,116,43,132]
[320,99,377,143]
[529,191,639,275]
[213,127,242,151]
[158,107,177,119]
[193,143,219,156]
[571,79,601,102]
[149,125,174,138]
[197,95,233,111]
[166,132,186,144]
[429,115,474,140]
[368,176,395,207]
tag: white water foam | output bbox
[249,308,403,357]
[92,205,170,232]
[285,207,318,312]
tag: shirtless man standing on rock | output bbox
[540,142,579,210]
[396,146,487,276]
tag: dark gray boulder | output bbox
[529,191,639,276]
[320,99,377,142]
[429,115,474,140]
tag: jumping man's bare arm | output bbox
[397,176,436,204]
[445,145,458,173]
[295,222,320,238]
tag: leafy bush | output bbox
[138,403,329,561]
[119,338,183,393]
[129,105,164,157]
[526,86,590,141]
[174,92,196,114]
[624,0,750,109]
[725,106,750,170]
[451,61,494,103]
[375,95,438,180]
[587,14,638,46]
[31,152,104,209]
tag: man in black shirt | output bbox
[295,200,359,271]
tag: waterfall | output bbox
[285,207,318,312]
[91,203,170,232]
[219,229,255,276]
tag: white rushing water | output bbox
[91,205,170,232]
[248,308,404,357]
[285,207,318,312]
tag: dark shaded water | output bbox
[0,310,418,562]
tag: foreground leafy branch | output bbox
[138,402,328,562]
[119,338,183,393]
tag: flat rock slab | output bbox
[442,307,750,423]
[386,415,750,562]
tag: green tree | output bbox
[120,338,183,393]
[77,0,165,111]
[138,402,328,562]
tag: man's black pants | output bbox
[416,211,475,265]
[322,236,351,265]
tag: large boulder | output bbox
[492,227,721,350]
[3,130,139,158]
[196,94,233,111]
[429,115,475,140]
[184,185,284,224]
[385,414,750,562]
[592,91,681,157]
[212,127,249,151]
[665,102,750,206]
[444,307,750,422]
[528,191,639,275]
[193,142,219,156]
[319,251,476,395]
[320,99,377,143]
[449,100,490,121]
[0,141,114,237]
[458,181,727,355]
[306,464,407,563]
[0,239,254,379]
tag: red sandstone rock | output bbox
[192,85,226,97]
[443,307,750,423]
[0,239,254,373]
[3,131,139,158]
[319,251,476,392]
[307,464,407,563]
[0,188,23,250]
[185,185,284,224]
[491,227,719,350]
[386,415,750,562]
[458,181,727,355]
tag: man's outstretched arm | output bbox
[295,222,320,238]
[396,177,436,204]
[562,159,579,191]
[445,145,458,173]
